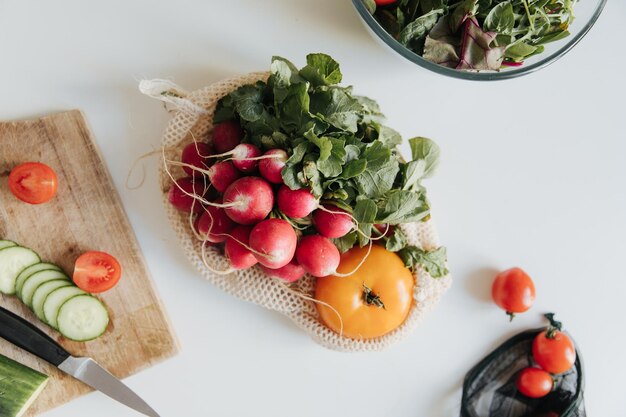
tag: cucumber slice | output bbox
[0,240,17,250]
[0,246,40,295]
[57,295,109,341]
[0,353,49,417]
[43,286,87,329]
[15,262,62,298]
[31,280,73,322]
[20,270,69,308]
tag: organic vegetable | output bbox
[259,258,305,282]
[0,246,40,295]
[8,162,58,204]
[375,0,397,6]
[0,241,110,340]
[44,286,87,329]
[31,279,72,322]
[277,186,318,219]
[15,262,61,296]
[168,177,206,213]
[492,267,536,320]
[258,149,288,184]
[73,251,122,293]
[225,226,258,269]
[365,0,577,70]
[315,245,414,339]
[223,177,275,225]
[56,295,110,341]
[181,142,213,177]
[212,54,446,274]
[312,206,353,239]
[231,143,262,173]
[212,120,243,153]
[197,201,235,243]
[19,269,69,308]
[249,219,297,269]
[532,313,576,374]
[207,161,241,193]
[295,235,340,277]
[0,239,17,250]
[0,353,48,417]
[516,367,553,398]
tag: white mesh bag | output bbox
[140,73,452,352]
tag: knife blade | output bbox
[0,306,160,417]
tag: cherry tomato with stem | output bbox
[533,313,576,374]
[492,267,536,320]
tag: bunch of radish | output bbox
[167,120,357,282]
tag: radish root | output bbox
[332,241,373,278]
[200,240,236,275]
[276,281,344,338]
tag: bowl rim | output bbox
[351,0,608,81]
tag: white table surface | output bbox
[2,0,625,416]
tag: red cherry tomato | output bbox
[375,0,397,5]
[73,251,122,293]
[8,162,58,204]
[533,314,576,374]
[516,367,553,398]
[492,267,536,320]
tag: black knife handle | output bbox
[0,306,70,366]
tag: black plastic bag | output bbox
[460,329,585,417]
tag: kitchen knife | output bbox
[0,306,160,417]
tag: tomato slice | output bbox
[73,251,122,293]
[8,162,58,204]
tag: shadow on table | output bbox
[464,267,499,304]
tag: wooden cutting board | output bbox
[0,110,179,415]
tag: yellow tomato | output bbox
[315,245,414,339]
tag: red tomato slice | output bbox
[8,162,58,204]
[73,251,122,293]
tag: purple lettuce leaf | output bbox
[423,13,506,71]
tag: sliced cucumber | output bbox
[43,286,87,329]
[0,353,49,417]
[15,262,62,298]
[20,270,69,308]
[0,246,40,295]
[57,295,109,341]
[31,280,74,322]
[0,240,17,250]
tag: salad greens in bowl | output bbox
[353,0,606,80]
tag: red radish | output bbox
[196,200,235,243]
[223,177,274,225]
[249,219,297,269]
[260,259,305,282]
[208,161,241,193]
[312,206,353,238]
[225,226,258,269]
[295,235,340,277]
[258,149,288,184]
[212,121,243,153]
[181,142,213,177]
[375,0,397,5]
[231,143,262,173]
[277,186,318,218]
[168,177,206,213]
[374,223,394,237]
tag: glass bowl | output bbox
[351,0,607,81]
